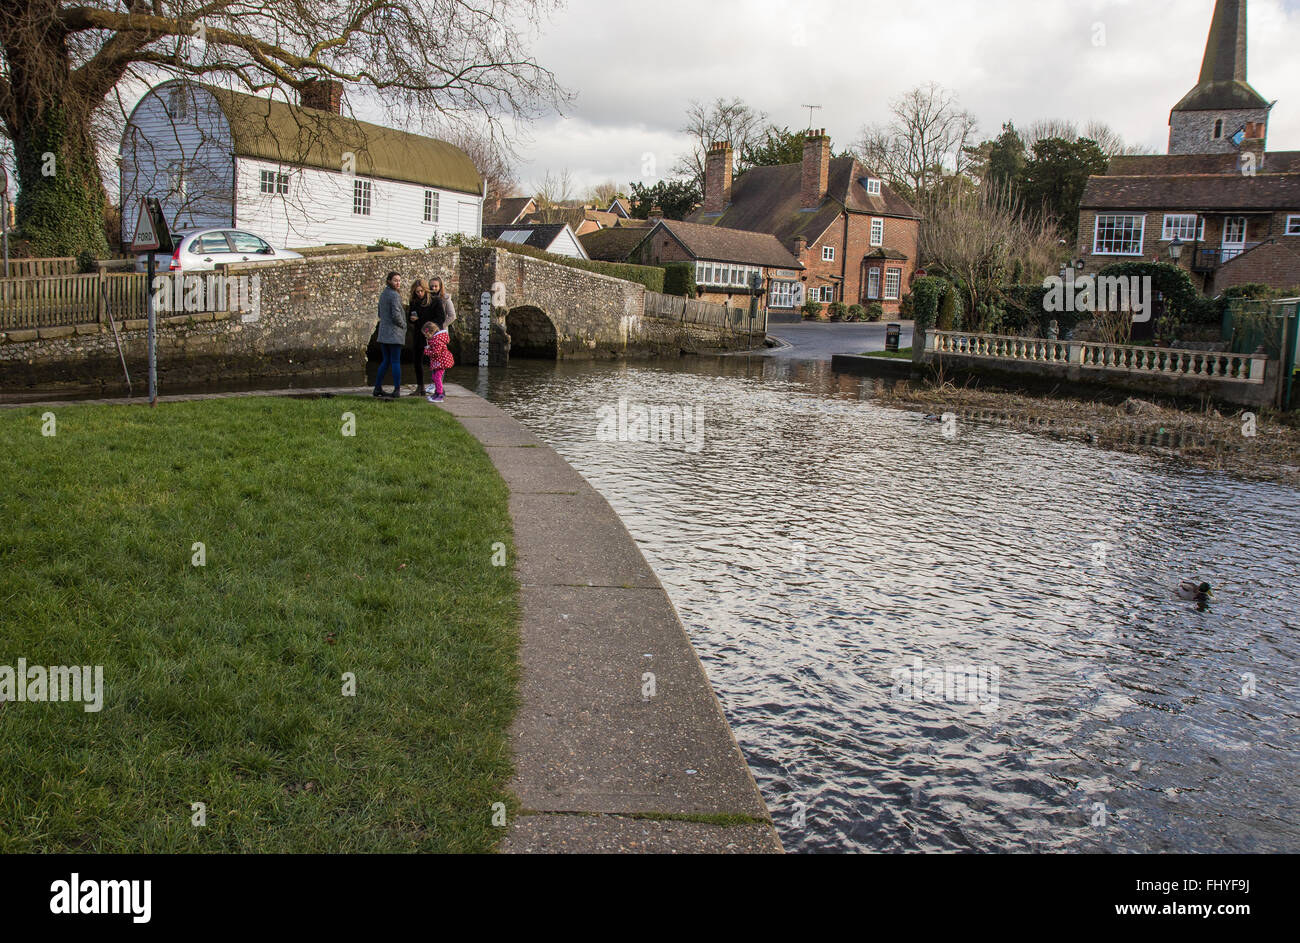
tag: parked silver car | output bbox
[135,229,303,272]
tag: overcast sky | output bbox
[511,0,1300,195]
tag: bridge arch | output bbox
[505,305,559,359]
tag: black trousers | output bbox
[407,345,426,390]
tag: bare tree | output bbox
[586,180,621,207]
[918,183,1062,321]
[0,0,568,256]
[1023,118,1149,158]
[438,126,518,209]
[673,97,772,187]
[853,83,978,210]
[533,167,573,209]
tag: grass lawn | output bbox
[864,347,913,359]
[0,395,519,852]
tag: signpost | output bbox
[0,165,9,278]
[130,197,172,404]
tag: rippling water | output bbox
[460,355,1300,854]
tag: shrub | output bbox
[370,238,409,250]
[908,275,947,332]
[662,261,696,296]
[827,301,849,321]
[937,285,962,330]
[1096,260,1214,325]
[897,294,913,321]
[801,299,824,320]
[865,301,884,322]
[847,304,866,322]
[485,240,665,292]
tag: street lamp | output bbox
[1169,237,1184,264]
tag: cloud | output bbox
[515,0,1299,193]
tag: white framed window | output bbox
[884,268,902,301]
[818,285,835,302]
[866,178,882,196]
[353,179,372,216]
[1162,214,1203,242]
[769,281,796,308]
[424,190,439,223]
[1286,215,1300,236]
[168,162,187,201]
[168,87,188,118]
[260,170,289,195]
[870,218,884,246]
[1093,214,1145,255]
[822,245,835,261]
[867,268,881,300]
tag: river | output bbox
[458,352,1300,854]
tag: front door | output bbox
[1222,217,1247,262]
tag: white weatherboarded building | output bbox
[119,79,484,250]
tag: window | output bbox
[819,285,835,302]
[1162,214,1203,242]
[1093,214,1145,255]
[424,190,439,223]
[866,178,882,196]
[228,231,271,253]
[189,233,232,254]
[260,170,289,195]
[695,261,759,287]
[884,268,902,301]
[353,179,371,216]
[168,87,188,118]
[769,281,796,308]
[169,165,187,200]
[822,245,835,261]
[867,268,881,300]
[870,218,884,246]
[1214,119,1223,139]
[1286,215,1300,236]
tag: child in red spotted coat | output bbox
[423,319,454,402]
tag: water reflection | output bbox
[464,355,1300,854]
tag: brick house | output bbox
[627,218,802,312]
[1075,0,1300,294]
[685,131,921,316]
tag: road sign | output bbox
[131,197,173,254]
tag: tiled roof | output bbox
[635,219,802,268]
[483,223,571,251]
[686,155,920,253]
[1216,239,1300,279]
[484,196,535,226]
[1107,152,1300,176]
[579,226,649,262]
[1080,173,1300,211]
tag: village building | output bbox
[1076,0,1300,293]
[482,222,589,259]
[627,218,802,312]
[484,196,537,227]
[685,131,921,315]
[119,79,484,250]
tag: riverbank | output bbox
[871,380,1300,487]
[432,384,782,853]
[0,396,520,852]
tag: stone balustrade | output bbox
[926,331,1268,384]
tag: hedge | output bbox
[908,276,947,332]
[662,261,696,296]
[486,239,665,292]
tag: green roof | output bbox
[198,83,481,195]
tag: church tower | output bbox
[1168,0,1271,155]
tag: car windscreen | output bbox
[190,233,233,254]
[226,232,271,253]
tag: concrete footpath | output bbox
[435,383,783,854]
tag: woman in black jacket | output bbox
[406,279,439,394]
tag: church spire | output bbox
[1197,0,1250,87]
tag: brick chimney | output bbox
[649,204,664,220]
[801,129,830,209]
[300,79,344,114]
[702,141,733,214]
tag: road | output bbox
[760,318,915,361]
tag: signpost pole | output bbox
[147,250,157,405]
[1,167,9,279]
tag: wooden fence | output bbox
[2,257,78,278]
[1,271,151,329]
[644,291,767,333]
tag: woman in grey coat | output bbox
[374,271,407,398]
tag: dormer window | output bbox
[865,178,882,196]
[1214,119,1223,139]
